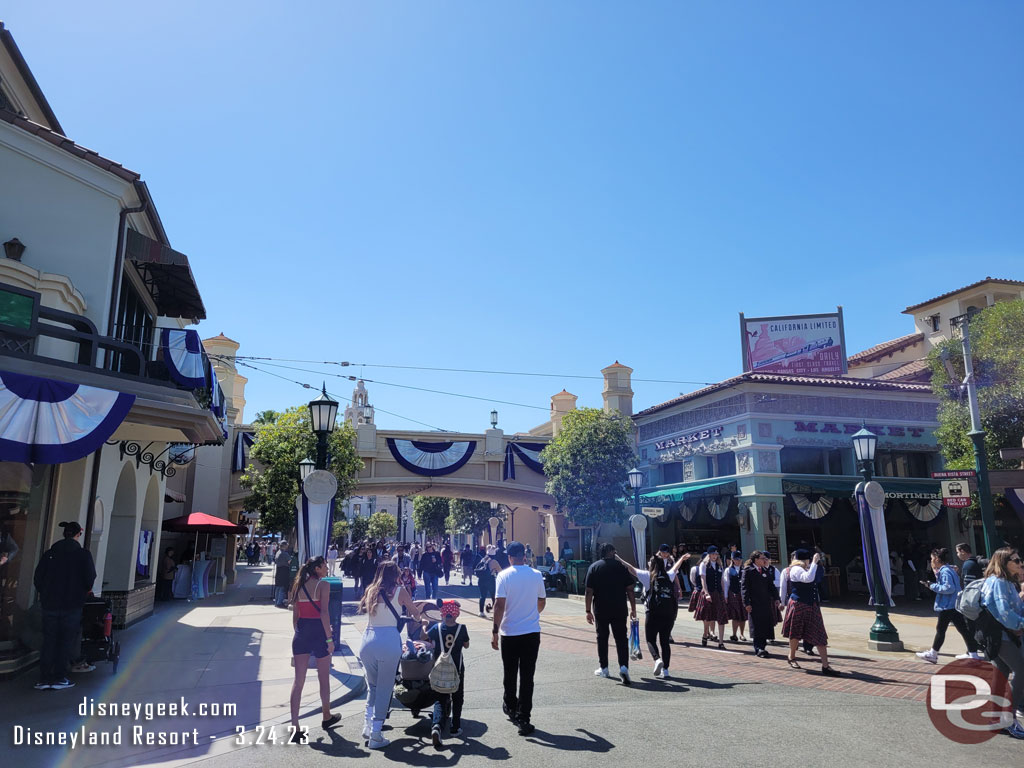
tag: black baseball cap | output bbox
[658,544,671,552]
[506,541,526,558]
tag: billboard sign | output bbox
[741,308,847,376]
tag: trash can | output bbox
[567,560,590,595]
[323,576,344,648]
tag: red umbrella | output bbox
[162,512,248,534]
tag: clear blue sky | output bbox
[5,2,1023,432]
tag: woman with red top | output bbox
[289,557,340,742]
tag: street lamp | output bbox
[488,515,500,545]
[362,403,374,423]
[851,426,902,650]
[627,467,644,518]
[308,384,339,470]
[852,426,877,480]
[490,409,499,429]
[299,457,315,482]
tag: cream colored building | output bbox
[0,23,223,675]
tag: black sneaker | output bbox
[502,703,519,724]
[517,721,535,736]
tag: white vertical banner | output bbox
[297,471,338,564]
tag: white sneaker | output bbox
[594,667,610,678]
[367,733,390,749]
[954,652,983,660]
[479,612,486,618]
[660,669,670,679]
[361,724,371,740]
[916,649,938,664]
[619,666,631,684]
[653,658,664,676]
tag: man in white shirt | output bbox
[491,541,545,737]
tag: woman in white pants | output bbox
[358,561,421,749]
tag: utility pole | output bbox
[952,313,999,556]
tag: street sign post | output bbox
[939,480,972,508]
[641,506,664,518]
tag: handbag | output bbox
[428,624,465,694]
[382,592,413,632]
[629,618,642,660]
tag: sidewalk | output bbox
[0,565,365,768]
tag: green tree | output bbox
[928,300,1024,474]
[350,515,370,542]
[412,496,450,538]
[447,498,497,536]
[540,407,636,530]
[241,405,363,534]
[332,519,349,543]
[367,511,398,539]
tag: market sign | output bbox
[655,425,723,451]
[740,308,847,376]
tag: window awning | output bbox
[782,477,941,499]
[125,229,206,320]
[640,479,738,503]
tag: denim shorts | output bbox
[292,618,330,658]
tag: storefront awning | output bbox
[0,369,135,464]
[162,511,247,533]
[782,477,941,499]
[125,229,206,320]
[640,479,738,503]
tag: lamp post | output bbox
[298,457,315,482]
[308,384,339,470]
[627,467,644,519]
[490,409,499,429]
[852,427,901,649]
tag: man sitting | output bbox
[545,560,567,592]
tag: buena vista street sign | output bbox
[655,426,724,451]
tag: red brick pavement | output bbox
[536,619,937,702]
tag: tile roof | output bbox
[0,107,139,182]
[875,359,932,382]
[634,371,932,418]
[903,278,1024,313]
[847,332,924,364]
[605,361,629,368]
[0,22,64,135]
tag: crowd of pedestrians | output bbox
[267,533,1024,747]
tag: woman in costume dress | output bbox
[694,546,729,649]
[779,549,840,676]
[723,550,748,642]
[687,560,702,613]
[740,551,781,658]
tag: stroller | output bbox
[391,600,447,718]
[80,595,120,673]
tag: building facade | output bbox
[0,24,223,675]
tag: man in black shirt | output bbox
[33,521,96,690]
[584,542,636,684]
[956,543,982,583]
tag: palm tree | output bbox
[253,409,279,425]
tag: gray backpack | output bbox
[955,577,984,621]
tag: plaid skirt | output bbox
[694,591,728,623]
[726,593,747,622]
[687,589,700,613]
[781,600,828,647]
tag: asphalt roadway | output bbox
[196,578,1022,768]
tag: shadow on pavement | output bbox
[525,727,613,752]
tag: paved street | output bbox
[3,566,1021,767]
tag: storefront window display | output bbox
[0,462,55,647]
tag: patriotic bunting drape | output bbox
[232,431,255,472]
[160,329,205,389]
[386,438,476,476]
[0,370,135,464]
[791,493,834,520]
[502,441,546,480]
[296,489,334,564]
[856,482,895,608]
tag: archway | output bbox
[137,474,162,587]
[104,463,137,591]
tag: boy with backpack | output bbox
[428,600,469,749]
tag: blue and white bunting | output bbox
[0,370,135,464]
[856,482,895,608]
[232,431,255,472]
[160,328,205,389]
[503,441,546,480]
[386,438,476,476]
[296,489,334,563]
